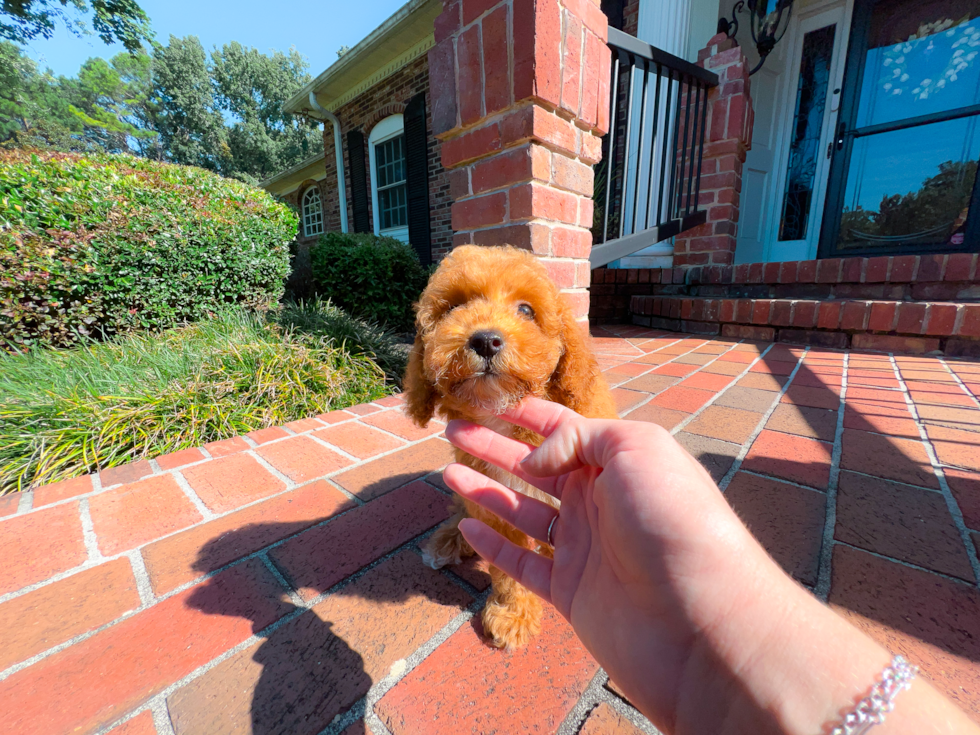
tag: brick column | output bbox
[673,33,753,267]
[428,0,612,321]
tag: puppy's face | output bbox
[413,246,565,415]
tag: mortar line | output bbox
[322,476,366,506]
[618,336,749,420]
[259,551,305,607]
[814,351,849,602]
[127,549,156,608]
[16,490,32,514]
[170,470,216,521]
[834,539,979,586]
[938,357,980,410]
[246,450,299,490]
[716,347,812,493]
[78,497,103,564]
[669,341,777,435]
[148,458,163,474]
[736,468,828,495]
[889,355,980,588]
[149,696,177,735]
[306,432,366,463]
[825,466,946,495]
[556,669,610,735]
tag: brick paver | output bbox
[1,328,979,733]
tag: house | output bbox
[262,0,980,355]
[262,0,450,270]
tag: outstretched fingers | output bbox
[444,419,562,497]
[458,518,553,603]
[443,463,558,544]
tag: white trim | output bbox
[764,0,855,261]
[302,186,324,238]
[315,36,435,112]
[368,114,409,242]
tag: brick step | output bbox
[591,253,980,326]
[630,295,980,356]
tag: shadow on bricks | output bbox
[172,472,471,734]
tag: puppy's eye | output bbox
[517,303,535,319]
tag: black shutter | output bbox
[347,129,370,233]
[404,93,432,265]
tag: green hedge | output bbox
[0,149,297,348]
[310,232,429,333]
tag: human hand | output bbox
[442,397,979,735]
[443,396,794,731]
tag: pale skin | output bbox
[443,397,980,735]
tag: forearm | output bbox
[675,560,979,735]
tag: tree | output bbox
[1,0,152,52]
[210,41,321,183]
[838,159,978,245]
[151,35,227,171]
[0,40,89,148]
[69,50,158,155]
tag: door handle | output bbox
[828,121,846,159]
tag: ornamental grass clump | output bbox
[0,148,296,349]
[0,304,397,493]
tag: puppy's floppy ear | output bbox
[547,297,603,415]
[403,334,437,426]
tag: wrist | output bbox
[675,552,893,735]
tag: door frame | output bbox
[763,0,852,261]
[817,0,980,257]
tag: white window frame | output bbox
[301,186,324,238]
[368,114,410,243]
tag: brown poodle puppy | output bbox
[403,245,617,649]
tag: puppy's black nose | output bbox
[468,330,504,359]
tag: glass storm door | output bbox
[769,5,849,261]
[819,0,980,256]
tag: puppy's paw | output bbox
[421,523,473,569]
[482,597,542,649]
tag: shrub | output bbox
[0,303,395,492]
[0,148,297,349]
[309,232,429,333]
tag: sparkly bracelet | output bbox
[830,655,918,735]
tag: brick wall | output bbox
[673,33,753,266]
[429,0,611,322]
[601,253,980,356]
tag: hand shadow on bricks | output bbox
[177,473,471,735]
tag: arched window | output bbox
[368,114,409,242]
[302,186,323,238]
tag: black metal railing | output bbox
[591,27,719,268]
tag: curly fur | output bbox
[403,245,617,648]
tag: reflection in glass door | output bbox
[820,0,980,255]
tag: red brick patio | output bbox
[1,327,979,735]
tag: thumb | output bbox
[520,418,608,477]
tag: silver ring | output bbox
[547,514,558,546]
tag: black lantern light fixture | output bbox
[717,0,794,75]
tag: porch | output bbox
[1,328,978,734]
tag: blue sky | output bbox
[20,0,407,78]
